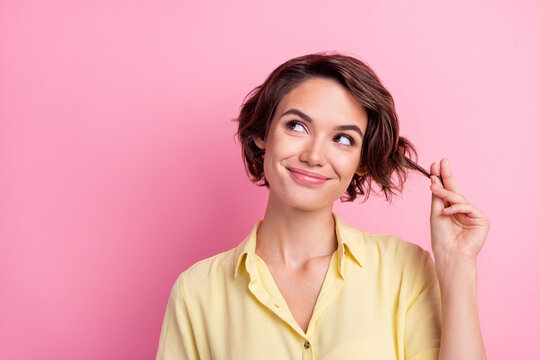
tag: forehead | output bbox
[274,77,368,127]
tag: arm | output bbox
[434,253,485,360]
[429,158,489,360]
[156,274,200,360]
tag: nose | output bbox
[299,135,327,167]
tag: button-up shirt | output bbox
[156,212,442,359]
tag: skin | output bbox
[253,77,369,332]
[430,159,489,360]
[253,77,368,269]
[254,77,489,358]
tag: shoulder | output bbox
[363,231,428,260]
[170,247,237,301]
[345,224,432,274]
[337,215,428,265]
[348,229,436,299]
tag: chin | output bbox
[281,192,335,212]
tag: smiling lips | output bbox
[287,167,330,185]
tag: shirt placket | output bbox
[246,252,346,360]
[246,256,305,335]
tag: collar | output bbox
[233,212,364,279]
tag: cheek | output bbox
[268,135,298,159]
[335,152,360,175]
[262,138,288,174]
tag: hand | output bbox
[429,158,490,261]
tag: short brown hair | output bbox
[233,51,427,204]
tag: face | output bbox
[254,77,369,211]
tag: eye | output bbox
[335,134,356,147]
[285,120,307,133]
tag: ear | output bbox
[254,136,266,150]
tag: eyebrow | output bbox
[280,108,364,138]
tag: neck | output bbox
[255,191,338,270]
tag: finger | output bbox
[440,158,461,194]
[430,161,440,177]
[432,169,461,205]
[429,163,449,207]
[442,202,484,218]
[430,171,445,215]
[430,162,450,208]
[430,177,467,205]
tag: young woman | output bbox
[156,52,489,360]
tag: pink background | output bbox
[1,0,538,359]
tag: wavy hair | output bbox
[232,51,436,204]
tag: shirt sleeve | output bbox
[404,249,442,360]
[156,273,200,360]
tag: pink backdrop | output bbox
[1,0,538,359]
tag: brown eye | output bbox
[286,120,306,133]
[335,134,355,146]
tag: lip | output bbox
[287,167,330,179]
[286,167,330,185]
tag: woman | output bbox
[156,52,489,359]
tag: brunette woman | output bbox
[157,52,489,360]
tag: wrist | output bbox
[433,252,478,290]
[433,251,477,268]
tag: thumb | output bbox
[430,162,444,216]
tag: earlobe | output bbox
[254,137,265,150]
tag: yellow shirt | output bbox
[156,212,442,360]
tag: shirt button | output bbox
[304,341,310,349]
